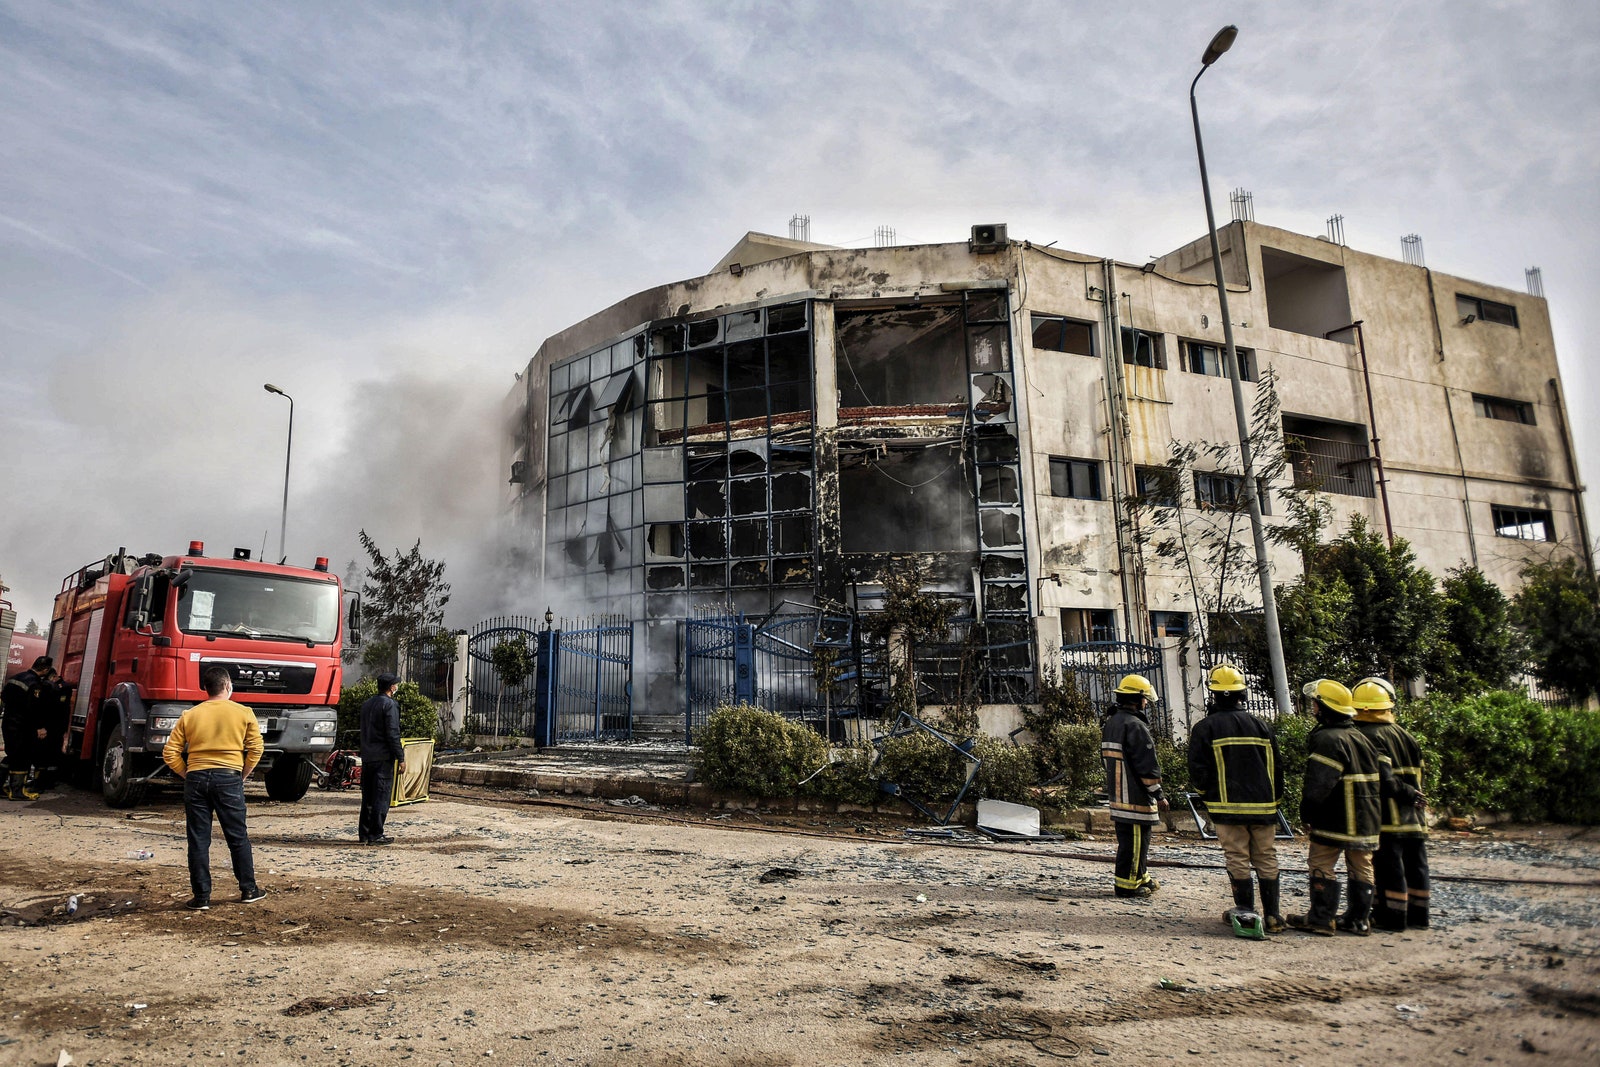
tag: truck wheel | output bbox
[101,719,147,808]
[264,756,314,802]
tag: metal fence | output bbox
[552,616,633,742]
[467,616,543,739]
[1286,432,1375,498]
[1199,644,1280,720]
[1060,641,1173,739]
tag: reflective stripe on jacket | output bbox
[1355,715,1428,837]
[1187,706,1282,824]
[1300,719,1386,849]
[1101,708,1161,824]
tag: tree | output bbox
[22,618,40,636]
[1427,565,1526,698]
[489,636,535,734]
[355,530,452,674]
[1514,556,1600,704]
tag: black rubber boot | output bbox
[1259,878,1285,934]
[1288,875,1338,936]
[1373,895,1408,932]
[1407,901,1430,929]
[1223,877,1254,924]
[1337,881,1375,936]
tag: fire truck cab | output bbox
[49,542,357,807]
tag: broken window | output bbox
[1473,393,1535,425]
[979,509,1023,549]
[1049,457,1102,500]
[1031,314,1096,357]
[838,442,975,553]
[1150,611,1189,639]
[1283,415,1373,498]
[1457,294,1518,328]
[979,466,1019,505]
[1491,505,1554,542]
[836,302,968,408]
[1120,328,1165,369]
[1181,340,1255,381]
[1262,247,1353,339]
[1061,608,1117,644]
[1134,465,1179,508]
[1194,471,1271,514]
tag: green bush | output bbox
[1548,709,1600,824]
[1156,737,1189,794]
[972,736,1037,803]
[1406,691,1559,820]
[1272,712,1314,828]
[337,677,441,747]
[697,702,828,798]
[1037,722,1102,805]
[799,743,879,806]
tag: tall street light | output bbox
[1189,25,1293,717]
[264,383,294,564]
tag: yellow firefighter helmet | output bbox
[1113,674,1157,700]
[1207,663,1248,692]
[1309,678,1355,717]
[1351,678,1396,711]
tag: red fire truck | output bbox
[48,541,358,806]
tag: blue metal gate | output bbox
[551,617,633,742]
[684,610,855,742]
[467,617,542,739]
[1060,641,1173,739]
[468,615,632,744]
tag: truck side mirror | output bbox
[125,576,154,632]
[344,592,362,649]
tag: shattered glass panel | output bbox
[647,522,685,560]
[729,478,767,515]
[970,373,1013,422]
[730,519,767,557]
[727,446,767,476]
[767,302,807,333]
[651,324,684,355]
[965,291,1006,322]
[979,466,1019,504]
[968,325,1011,372]
[980,554,1026,579]
[771,471,811,511]
[690,563,726,588]
[686,479,726,519]
[979,509,1023,548]
[731,559,769,587]
[984,582,1027,612]
[647,565,685,590]
[773,515,812,554]
[774,557,813,585]
[836,303,967,407]
[725,309,763,342]
[974,432,1019,465]
[687,318,721,348]
[688,521,727,560]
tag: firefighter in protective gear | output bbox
[1101,674,1168,898]
[1,656,52,801]
[1188,663,1285,932]
[1287,679,1388,936]
[1351,677,1430,931]
[29,670,72,791]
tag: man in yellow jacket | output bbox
[163,665,267,911]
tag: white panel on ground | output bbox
[976,799,1040,837]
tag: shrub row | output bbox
[697,693,1600,825]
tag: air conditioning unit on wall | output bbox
[969,223,1008,254]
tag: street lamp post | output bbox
[264,384,294,564]
[1189,25,1294,717]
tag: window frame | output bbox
[1193,470,1271,515]
[1048,456,1103,501]
[1120,327,1166,370]
[1490,504,1554,542]
[1030,313,1097,357]
[1180,338,1255,382]
[1456,293,1519,328]
[1472,393,1536,426]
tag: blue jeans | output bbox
[183,768,257,901]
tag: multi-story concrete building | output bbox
[504,220,1589,730]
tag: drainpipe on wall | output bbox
[1547,375,1597,579]
[1424,269,1480,567]
[1099,260,1149,645]
[1329,320,1395,544]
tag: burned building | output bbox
[504,221,1589,732]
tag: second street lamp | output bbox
[264,383,293,565]
[1189,24,1293,717]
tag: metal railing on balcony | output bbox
[1285,432,1375,497]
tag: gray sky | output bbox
[1,0,1595,629]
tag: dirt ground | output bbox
[2,783,1597,1067]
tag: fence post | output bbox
[734,623,756,706]
[533,629,559,747]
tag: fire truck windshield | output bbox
[175,568,341,644]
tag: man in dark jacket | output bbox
[1188,663,1284,932]
[358,674,407,845]
[1101,674,1168,898]
[1351,677,1430,931]
[30,669,73,791]
[1288,679,1387,936]
[1,656,52,801]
